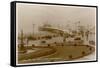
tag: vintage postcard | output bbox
[11,1,98,67]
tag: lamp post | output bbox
[33,24,34,35]
[20,30,24,50]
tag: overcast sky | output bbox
[16,3,96,34]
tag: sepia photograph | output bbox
[15,2,97,65]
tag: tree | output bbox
[20,30,24,50]
[19,30,27,53]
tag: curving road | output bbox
[18,44,95,64]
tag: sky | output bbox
[16,3,96,34]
